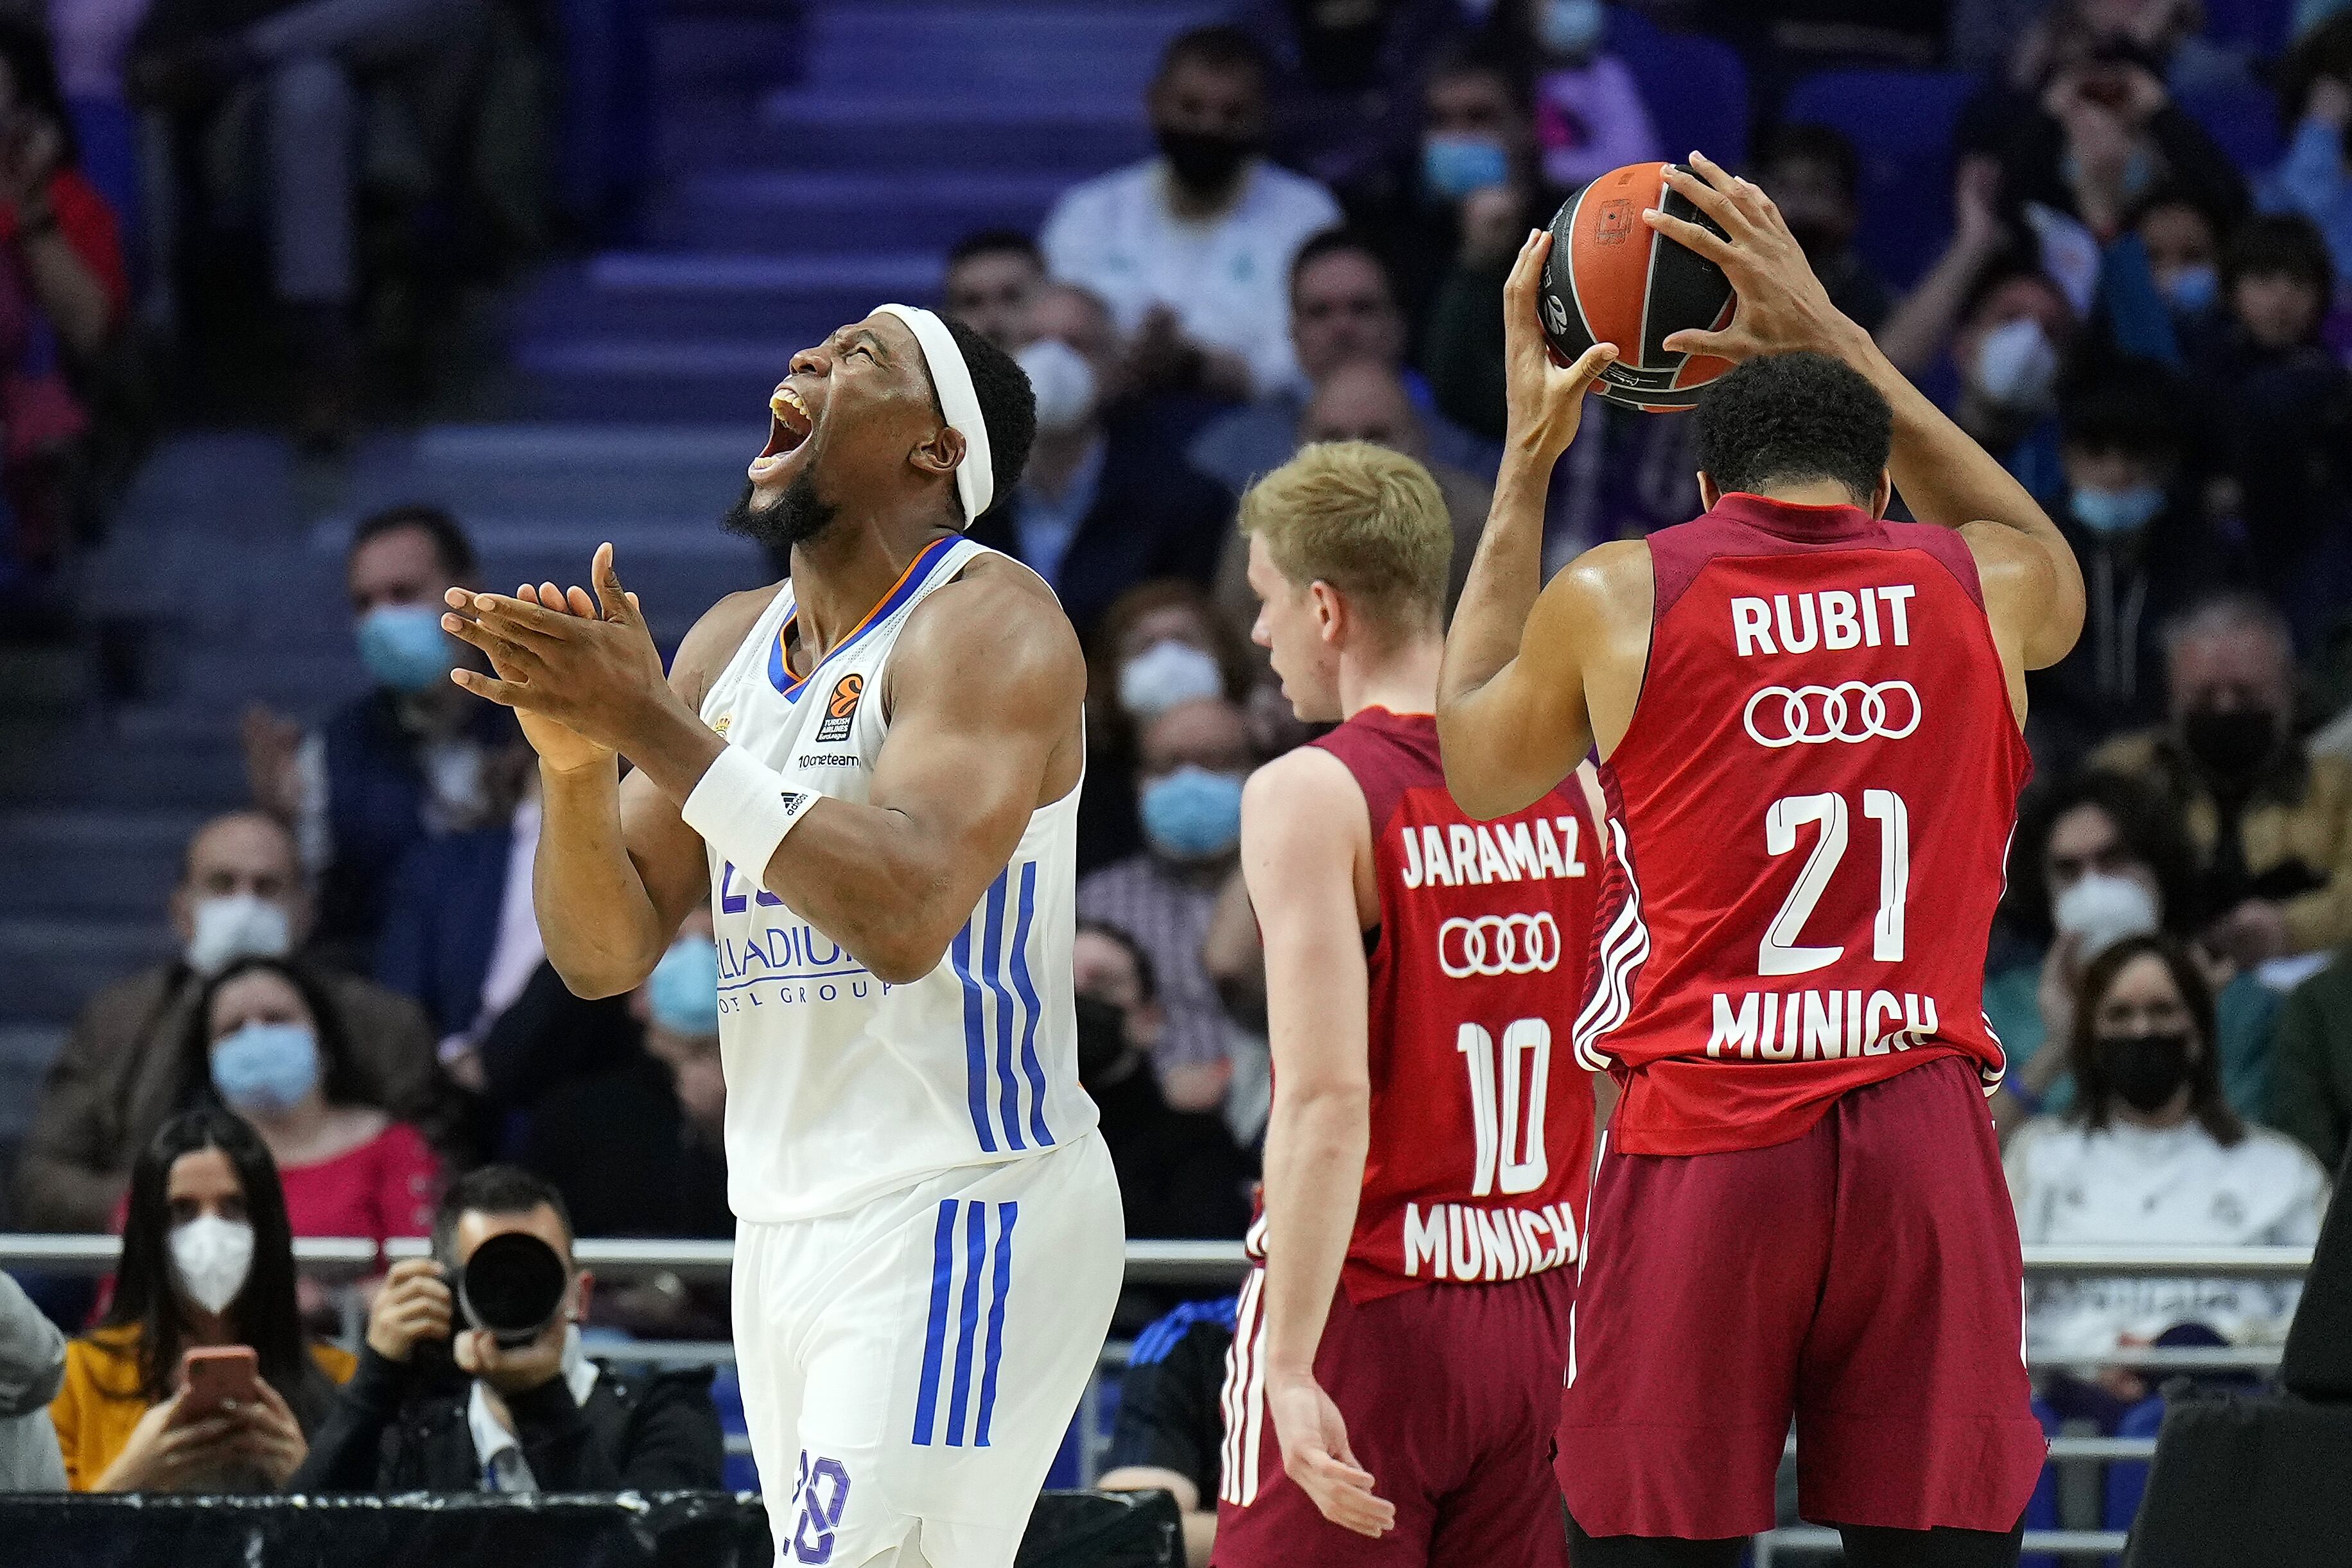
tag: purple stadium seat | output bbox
[1780,68,1982,291]
[1606,6,1750,170]
[2200,0,2294,57]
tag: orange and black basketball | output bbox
[1540,161,1737,412]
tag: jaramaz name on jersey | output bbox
[1398,815,1589,889]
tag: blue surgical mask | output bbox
[649,935,720,1037]
[357,604,454,694]
[1139,765,1246,862]
[1970,317,2059,412]
[1118,640,1225,720]
[1422,134,1511,200]
[1538,0,1607,58]
[211,1021,321,1114]
[2069,481,2166,535]
[2161,263,2218,315]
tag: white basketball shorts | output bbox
[731,1131,1122,1567]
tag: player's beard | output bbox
[723,472,840,553]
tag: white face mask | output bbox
[170,1214,256,1316]
[2053,871,2160,961]
[1015,336,1098,436]
[1969,317,2059,412]
[1118,639,1224,720]
[185,894,293,977]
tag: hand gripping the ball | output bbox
[1640,152,1862,366]
[1503,228,1618,466]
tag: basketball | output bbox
[1540,161,1738,412]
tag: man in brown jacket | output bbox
[11,810,462,1232]
[2091,593,2352,969]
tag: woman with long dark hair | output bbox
[176,955,440,1246]
[48,1109,352,1490]
[2006,935,2327,1415]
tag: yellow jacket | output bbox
[49,1321,356,1490]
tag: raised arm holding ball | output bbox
[1440,153,2084,1568]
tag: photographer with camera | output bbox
[288,1167,722,1494]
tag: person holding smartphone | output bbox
[48,1109,351,1491]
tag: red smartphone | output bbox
[180,1346,259,1418]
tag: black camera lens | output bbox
[458,1232,569,1348]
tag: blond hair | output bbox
[1238,441,1450,631]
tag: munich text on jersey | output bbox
[1706,988,1942,1061]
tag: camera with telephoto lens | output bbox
[458,1232,570,1348]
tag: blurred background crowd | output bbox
[1,0,2351,1549]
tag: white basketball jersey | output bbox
[696,536,1097,1223]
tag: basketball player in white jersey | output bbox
[434,305,1121,1568]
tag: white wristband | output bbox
[681,744,816,880]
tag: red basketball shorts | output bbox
[1556,1054,2046,1540]
[1216,1265,1574,1568]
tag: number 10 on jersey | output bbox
[1457,1020,1552,1196]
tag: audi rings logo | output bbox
[1438,913,1562,978]
[1742,681,1922,748]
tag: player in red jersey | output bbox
[1436,156,2086,1568]
[1215,439,1605,1568]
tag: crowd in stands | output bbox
[8,0,2352,1540]
[0,0,654,614]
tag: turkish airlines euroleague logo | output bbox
[815,673,864,744]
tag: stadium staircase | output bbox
[0,0,1214,1183]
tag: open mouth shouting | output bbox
[749,382,815,487]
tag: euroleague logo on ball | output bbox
[1741,682,1922,747]
[1438,913,1562,978]
[1594,198,1635,245]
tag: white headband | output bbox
[873,303,993,523]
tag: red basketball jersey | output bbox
[1309,707,1601,1303]
[1577,493,2030,1156]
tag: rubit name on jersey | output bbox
[1732,584,1916,657]
[1399,817,1588,889]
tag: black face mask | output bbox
[1156,125,1257,197]
[2181,706,2279,788]
[2098,1031,2195,1115]
[1074,993,1132,1086]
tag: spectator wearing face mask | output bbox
[1941,261,2079,500]
[1077,697,1257,1112]
[2093,594,2352,970]
[522,912,733,1246]
[175,957,440,1250]
[1208,362,1492,631]
[1040,26,1341,403]
[1072,921,1252,1242]
[964,281,1232,644]
[1230,0,1466,198]
[241,505,518,970]
[1077,580,1257,876]
[13,810,453,1235]
[1987,771,2279,1127]
[2129,190,2227,362]
[2260,14,2352,294]
[2028,362,2228,771]
[2193,216,2352,636]
[1189,229,1494,502]
[940,228,1044,354]
[2006,936,2328,1421]
[49,1109,349,1492]
[1391,48,1569,442]
[1513,0,1659,193]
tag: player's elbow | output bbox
[548,950,658,1002]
